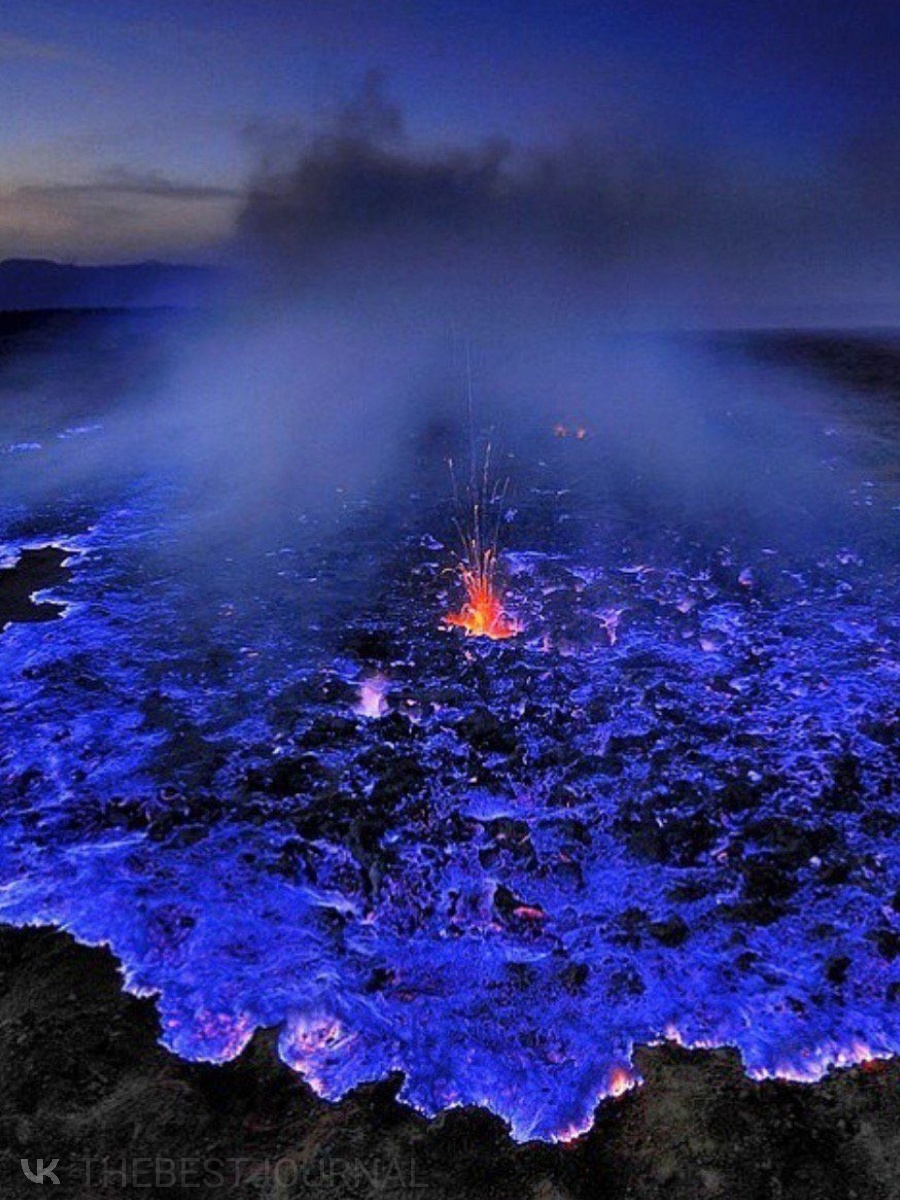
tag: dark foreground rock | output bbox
[0,926,896,1199]
[0,546,69,631]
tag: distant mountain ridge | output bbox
[0,258,219,311]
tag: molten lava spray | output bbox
[443,438,521,640]
[445,545,521,640]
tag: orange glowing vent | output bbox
[443,438,521,640]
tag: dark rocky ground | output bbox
[0,926,897,1199]
[0,546,69,630]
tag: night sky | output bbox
[2,1,900,324]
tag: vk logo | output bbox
[20,1159,60,1185]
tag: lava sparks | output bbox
[444,546,521,639]
[443,443,521,640]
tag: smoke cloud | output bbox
[234,71,900,329]
[0,76,875,579]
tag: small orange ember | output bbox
[552,422,590,440]
[445,550,521,640]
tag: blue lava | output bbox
[1,434,899,1142]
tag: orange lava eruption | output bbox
[443,436,521,640]
[445,546,521,640]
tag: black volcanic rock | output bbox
[873,927,900,962]
[649,914,691,947]
[456,706,519,755]
[825,955,851,985]
[0,546,69,631]
[265,753,335,797]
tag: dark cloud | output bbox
[236,74,670,287]
[234,74,900,326]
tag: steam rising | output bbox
[0,76,874,570]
